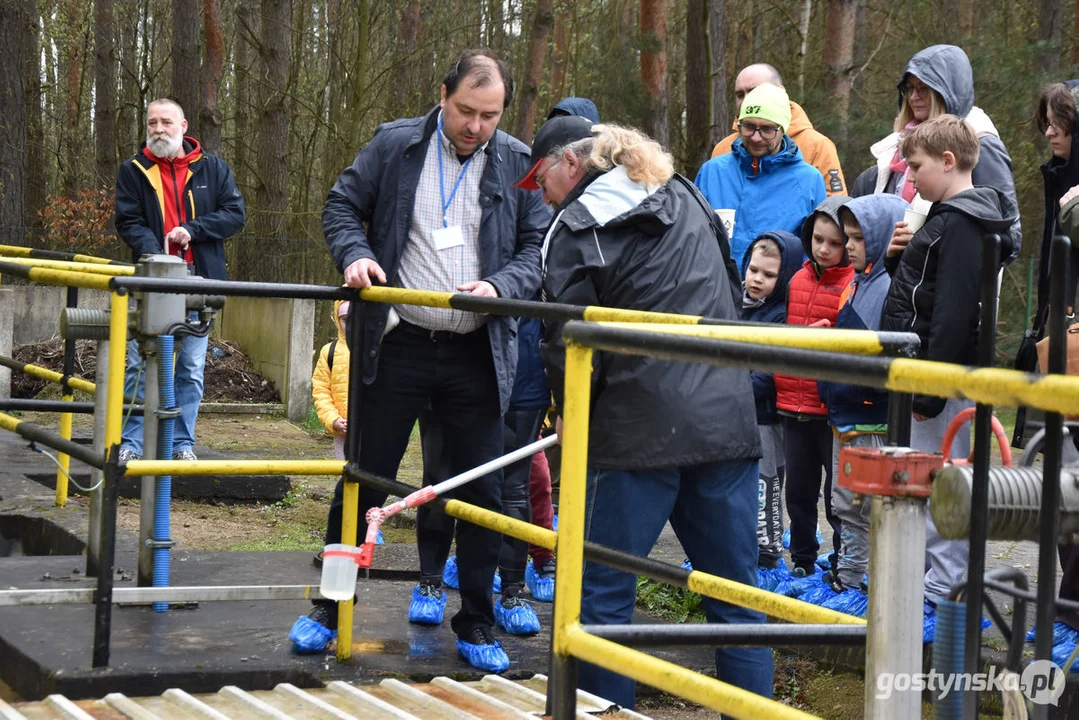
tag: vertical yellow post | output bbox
[336,479,358,661]
[105,292,128,458]
[55,392,74,506]
[553,342,594,655]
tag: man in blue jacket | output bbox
[297,49,550,672]
[114,98,245,463]
[695,83,826,272]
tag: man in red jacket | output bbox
[774,196,853,579]
[114,98,245,463]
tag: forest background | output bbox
[0,0,1072,354]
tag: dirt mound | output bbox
[10,337,280,404]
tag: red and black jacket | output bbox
[115,137,245,280]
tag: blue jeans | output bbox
[578,459,774,710]
[120,317,208,455]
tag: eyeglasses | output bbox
[737,122,780,140]
[901,83,933,99]
[535,158,561,190]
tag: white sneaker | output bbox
[173,449,197,461]
[117,448,141,463]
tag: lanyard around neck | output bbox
[436,113,475,228]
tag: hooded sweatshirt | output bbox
[1037,80,1079,329]
[775,196,855,416]
[882,186,1019,418]
[711,101,847,195]
[548,97,601,123]
[741,230,804,425]
[868,45,1021,261]
[695,135,827,273]
[818,194,909,430]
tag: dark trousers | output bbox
[500,408,546,588]
[783,416,841,573]
[1060,543,1079,631]
[416,407,545,591]
[318,327,504,637]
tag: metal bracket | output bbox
[154,407,183,420]
[143,538,176,549]
[839,445,943,498]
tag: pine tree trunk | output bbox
[233,0,257,194]
[393,1,421,115]
[256,0,292,253]
[710,0,728,145]
[515,0,554,144]
[25,0,46,239]
[171,0,200,134]
[199,0,224,155]
[797,0,811,99]
[1038,0,1063,78]
[685,0,712,176]
[93,0,116,189]
[640,0,668,147]
[550,2,569,101]
[0,0,32,244]
[821,0,855,151]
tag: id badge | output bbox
[432,225,465,251]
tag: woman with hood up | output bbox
[861,44,1021,261]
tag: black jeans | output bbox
[416,407,545,592]
[499,408,546,589]
[783,416,841,573]
[317,326,504,637]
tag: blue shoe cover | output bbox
[1030,621,1079,645]
[757,560,790,592]
[408,585,447,625]
[552,514,558,532]
[525,562,555,602]
[1052,639,1079,672]
[376,530,385,545]
[821,589,869,618]
[456,638,510,672]
[775,568,821,598]
[289,615,335,653]
[443,556,459,589]
[922,600,991,643]
[493,571,502,595]
[495,597,541,635]
[815,553,832,572]
[800,581,840,606]
[681,558,693,571]
[782,529,791,549]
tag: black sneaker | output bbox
[312,550,323,568]
[460,625,499,647]
[308,602,337,630]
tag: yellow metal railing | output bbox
[13,259,1079,718]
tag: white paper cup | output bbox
[716,209,736,238]
[903,209,927,233]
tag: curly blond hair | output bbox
[552,123,674,186]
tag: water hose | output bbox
[931,598,965,720]
[152,334,175,612]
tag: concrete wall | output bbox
[9,286,110,345]
[4,286,315,420]
[217,296,314,420]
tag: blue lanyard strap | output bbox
[436,113,475,228]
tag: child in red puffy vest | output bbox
[774,196,855,578]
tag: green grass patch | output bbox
[635,576,706,624]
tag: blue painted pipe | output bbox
[152,334,175,613]
[932,599,965,719]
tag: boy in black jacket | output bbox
[740,232,803,580]
[880,115,1018,641]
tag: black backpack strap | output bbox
[327,338,338,372]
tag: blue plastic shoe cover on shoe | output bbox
[782,528,791,549]
[495,597,541,635]
[289,615,335,653]
[1025,620,1078,644]
[376,529,385,545]
[525,562,555,602]
[442,556,460,589]
[815,553,832,571]
[774,568,821,598]
[1052,639,1079,672]
[757,560,790,592]
[456,637,510,672]
[800,581,840,607]
[492,571,502,595]
[408,585,447,625]
[821,589,869,618]
[681,558,693,571]
[552,514,558,532]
